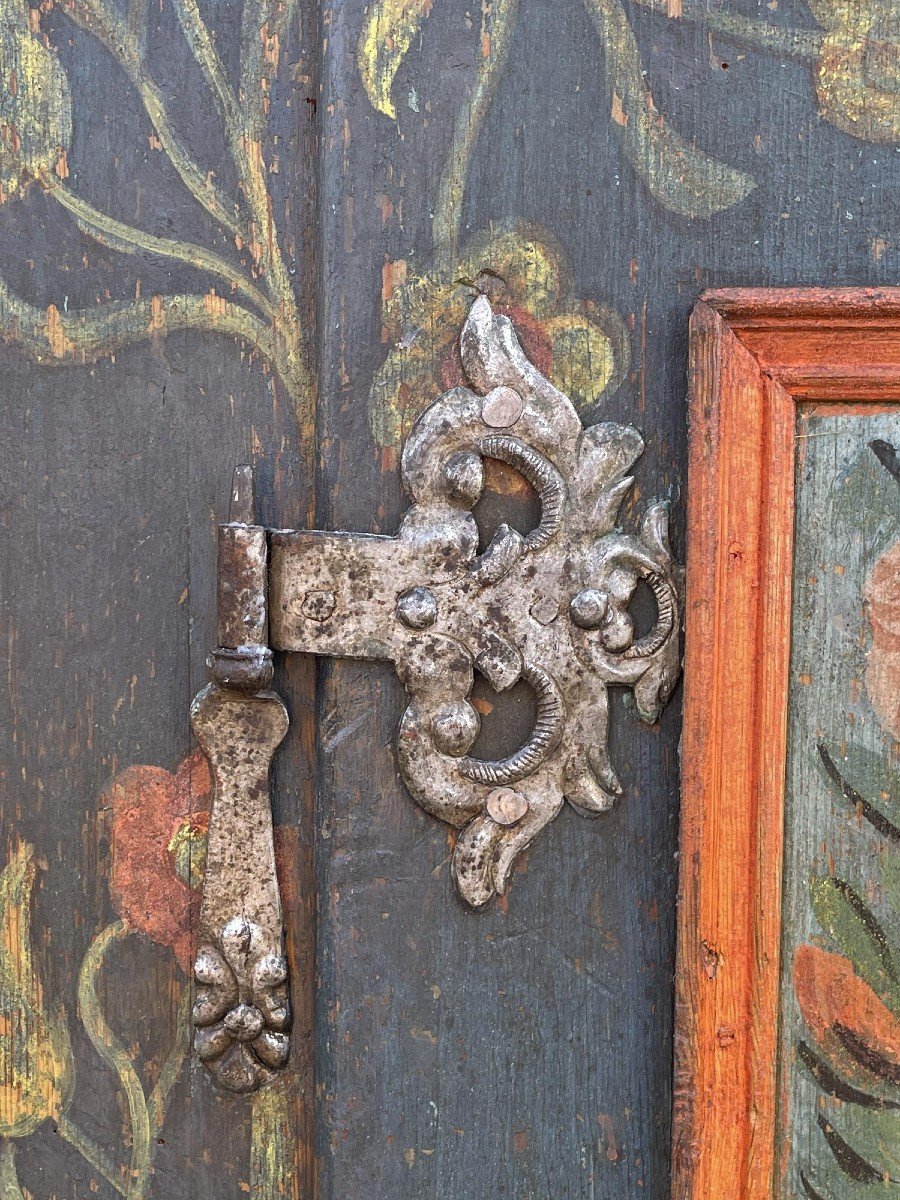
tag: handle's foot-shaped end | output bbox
[193,917,291,1093]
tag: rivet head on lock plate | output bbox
[529,595,559,626]
[486,787,529,826]
[481,386,524,428]
[396,586,438,629]
[569,588,609,629]
[301,589,336,622]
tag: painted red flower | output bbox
[105,749,211,972]
[104,750,298,974]
[865,538,900,740]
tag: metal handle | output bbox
[190,468,290,1093]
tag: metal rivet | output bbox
[396,586,438,629]
[432,701,480,756]
[569,588,609,630]
[301,589,336,622]
[481,386,524,429]
[529,595,559,626]
[486,787,529,826]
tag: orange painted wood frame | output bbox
[671,288,900,1200]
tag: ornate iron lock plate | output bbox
[191,297,683,1090]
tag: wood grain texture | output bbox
[0,0,897,1192]
[0,0,320,1193]
[673,290,900,1200]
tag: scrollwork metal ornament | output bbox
[192,297,683,1091]
[270,296,684,908]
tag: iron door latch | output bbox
[190,296,684,1090]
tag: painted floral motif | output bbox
[865,538,900,741]
[107,749,211,972]
[793,743,900,1197]
[0,842,76,1192]
[358,0,436,120]
[0,0,886,475]
[356,0,900,255]
[0,0,310,435]
[0,0,71,200]
[637,0,899,146]
[358,0,897,457]
[0,753,298,1196]
[0,0,888,1191]
[812,0,900,143]
[788,438,900,1197]
[358,0,756,221]
[371,223,630,454]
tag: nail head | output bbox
[486,787,529,826]
[482,386,524,429]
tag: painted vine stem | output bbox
[360,0,898,266]
[359,0,759,257]
[0,0,313,438]
[0,844,192,1198]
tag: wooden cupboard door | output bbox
[0,1,319,1194]
[0,0,896,1197]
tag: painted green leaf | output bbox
[817,1109,889,1183]
[798,1039,900,1110]
[801,1166,900,1199]
[883,854,900,926]
[357,0,435,119]
[810,874,898,1008]
[582,0,756,217]
[818,742,900,844]
[829,442,900,559]
[825,1103,900,1180]
[0,0,72,200]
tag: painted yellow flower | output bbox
[0,0,72,200]
[810,0,900,143]
[369,224,630,457]
[0,842,73,1137]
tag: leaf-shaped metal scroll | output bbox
[270,296,683,907]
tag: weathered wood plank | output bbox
[318,0,898,1193]
[0,0,318,1192]
[0,0,897,1194]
